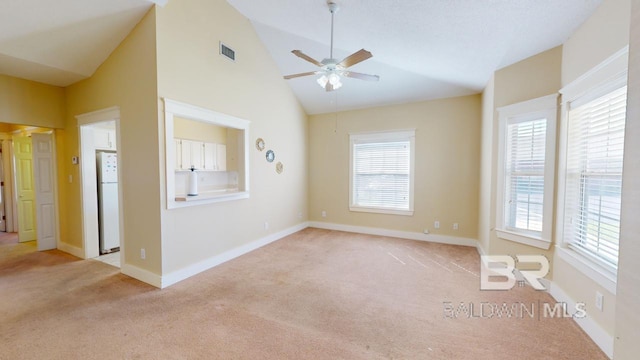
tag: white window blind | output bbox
[350,131,414,215]
[504,118,547,233]
[564,85,627,270]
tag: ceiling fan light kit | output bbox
[283,1,379,92]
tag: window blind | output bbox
[352,140,410,211]
[504,118,547,233]
[564,85,627,269]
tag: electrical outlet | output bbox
[434,221,440,229]
[423,229,430,234]
[453,223,459,230]
[264,221,269,230]
[298,212,303,219]
[140,248,146,260]
[595,291,604,311]
[321,210,327,218]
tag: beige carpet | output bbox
[0,228,607,359]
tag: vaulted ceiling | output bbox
[1,0,602,114]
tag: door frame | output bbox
[76,107,123,261]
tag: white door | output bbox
[12,136,37,242]
[32,133,58,251]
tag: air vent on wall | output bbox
[220,42,235,62]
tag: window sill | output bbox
[495,229,551,250]
[554,246,617,294]
[349,206,413,216]
[171,190,249,208]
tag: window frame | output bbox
[556,46,628,284]
[349,130,416,216]
[559,78,627,274]
[496,94,558,250]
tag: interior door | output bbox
[12,136,37,242]
[0,143,5,232]
[32,133,57,251]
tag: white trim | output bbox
[163,98,250,210]
[556,51,628,284]
[160,222,309,288]
[495,229,551,250]
[76,106,120,125]
[121,263,163,288]
[555,246,617,295]
[349,130,415,214]
[57,242,85,259]
[497,94,558,116]
[549,282,614,359]
[75,107,122,260]
[495,94,557,248]
[309,221,477,247]
[560,46,629,101]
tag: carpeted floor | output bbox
[0,228,607,359]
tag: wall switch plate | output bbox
[434,221,440,229]
[595,291,604,311]
[140,248,146,260]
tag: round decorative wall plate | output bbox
[276,162,283,174]
[266,150,275,163]
[256,138,265,151]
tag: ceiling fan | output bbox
[283,1,380,91]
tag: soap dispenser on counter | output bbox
[188,166,198,196]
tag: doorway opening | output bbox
[0,125,59,251]
[77,108,123,268]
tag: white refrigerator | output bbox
[97,151,120,254]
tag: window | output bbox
[349,130,415,215]
[163,98,250,209]
[496,95,557,249]
[563,85,627,271]
[504,118,546,233]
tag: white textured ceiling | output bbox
[1,0,602,114]
[0,0,164,87]
[227,0,603,114]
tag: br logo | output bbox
[480,255,549,291]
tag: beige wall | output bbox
[562,0,631,86]
[62,8,162,274]
[309,95,481,240]
[614,0,640,356]
[0,74,65,128]
[480,46,562,264]
[155,0,308,275]
[174,117,227,144]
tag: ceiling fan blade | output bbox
[283,71,317,80]
[338,49,373,68]
[343,71,380,81]
[291,50,324,67]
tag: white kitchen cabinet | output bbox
[216,144,226,171]
[178,139,204,170]
[94,128,116,150]
[175,139,225,171]
[203,143,226,171]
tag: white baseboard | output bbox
[309,221,477,248]
[57,242,85,259]
[121,263,163,288]
[160,222,310,288]
[549,282,614,359]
